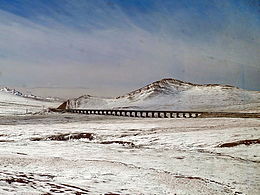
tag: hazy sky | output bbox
[0,0,259,96]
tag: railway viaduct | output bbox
[63,109,260,118]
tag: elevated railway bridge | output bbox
[62,109,260,118]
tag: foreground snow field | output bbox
[0,114,259,195]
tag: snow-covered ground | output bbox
[65,79,260,112]
[0,113,259,195]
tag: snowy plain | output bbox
[0,113,259,195]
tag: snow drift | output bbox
[63,78,260,112]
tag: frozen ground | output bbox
[0,113,259,195]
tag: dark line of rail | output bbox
[62,109,260,118]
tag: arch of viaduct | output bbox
[66,109,202,118]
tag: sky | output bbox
[0,0,259,97]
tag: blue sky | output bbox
[0,0,259,95]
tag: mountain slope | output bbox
[0,89,61,116]
[0,87,61,101]
[65,78,260,112]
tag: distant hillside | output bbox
[0,87,61,102]
[63,78,260,112]
[0,88,61,115]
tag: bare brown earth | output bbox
[100,140,136,147]
[30,133,94,141]
[218,139,260,148]
[200,112,260,118]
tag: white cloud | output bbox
[0,4,259,96]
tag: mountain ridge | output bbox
[116,78,239,99]
[63,78,260,112]
[0,87,61,102]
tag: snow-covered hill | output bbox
[0,88,61,116]
[0,87,61,102]
[65,78,260,112]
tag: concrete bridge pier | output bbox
[160,112,164,118]
[141,112,144,117]
[128,111,132,117]
[134,112,138,117]
[145,112,149,117]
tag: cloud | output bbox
[0,0,259,95]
